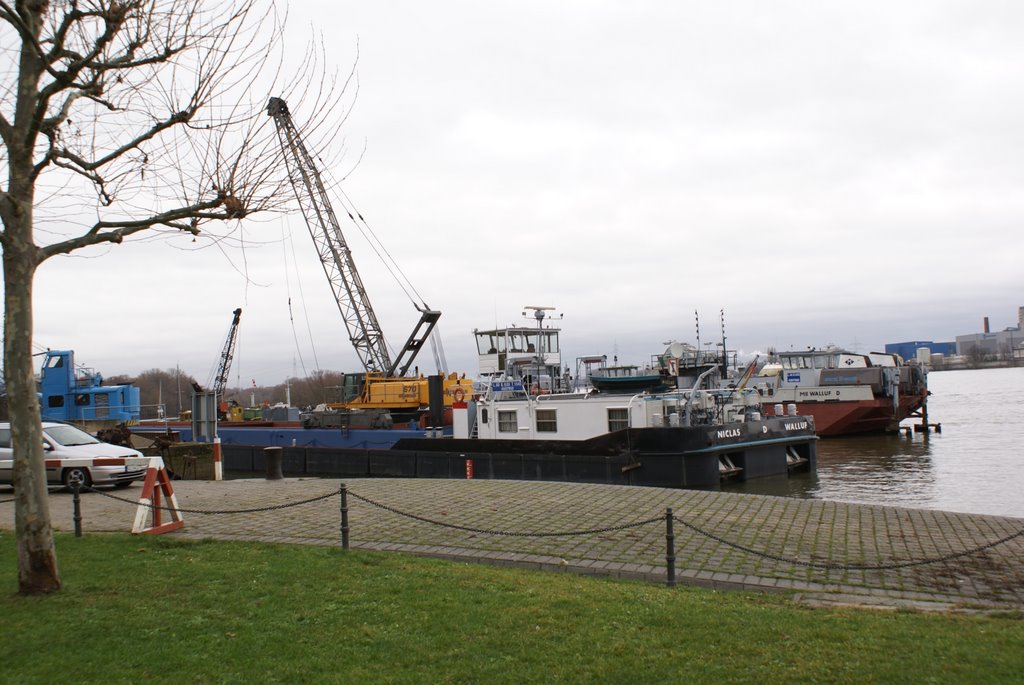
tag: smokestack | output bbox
[1019,306,1024,330]
[984,317,990,334]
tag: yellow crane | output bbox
[267,97,471,421]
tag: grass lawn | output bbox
[1,532,1022,684]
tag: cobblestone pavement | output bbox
[3,478,1023,612]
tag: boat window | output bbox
[607,408,629,432]
[480,333,508,355]
[476,333,492,355]
[535,409,557,433]
[481,408,488,424]
[47,395,64,408]
[543,331,559,353]
[508,333,527,353]
[497,410,518,433]
[0,428,9,448]
[94,393,109,418]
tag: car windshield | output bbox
[43,425,100,447]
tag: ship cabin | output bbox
[38,350,141,424]
[760,348,905,392]
[473,323,567,394]
[658,340,727,388]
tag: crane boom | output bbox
[267,97,439,376]
[267,97,391,372]
[213,308,243,398]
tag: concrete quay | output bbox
[2,477,1023,612]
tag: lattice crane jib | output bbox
[213,307,243,398]
[267,97,393,374]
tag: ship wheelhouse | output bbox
[474,322,565,393]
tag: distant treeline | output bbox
[106,368,347,420]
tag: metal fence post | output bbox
[665,507,676,587]
[72,482,83,538]
[340,482,349,550]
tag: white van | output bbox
[0,421,146,489]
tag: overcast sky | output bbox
[20,1,1024,388]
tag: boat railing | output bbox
[535,391,593,402]
[589,365,661,378]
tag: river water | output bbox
[725,366,1024,519]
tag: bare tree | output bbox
[286,369,345,408]
[0,0,352,594]
[965,344,984,369]
[109,368,201,419]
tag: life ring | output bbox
[453,388,466,403]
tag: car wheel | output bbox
[62,467,92,490]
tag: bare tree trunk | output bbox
[2,211,60,594]
[1,5,60,591]
[1,0,338,594]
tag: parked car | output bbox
[0,421,147,489]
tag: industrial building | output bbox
[954,307,1024,360]
[884,340,956,362]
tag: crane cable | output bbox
[281,217,318,376]
[306,137,447,374]
[317,157,431,311]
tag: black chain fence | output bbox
[345,489,665,538]
[0,484,84,504]
[670,512,1024,572]
[4,481,1024,589]
[83,485,338,515]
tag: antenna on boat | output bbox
[520,305,561,331]
[720,309,728,377]
[522,305,556,319]
[694,310,701,359]
[522,306,562,393]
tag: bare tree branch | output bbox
[49,105,195,173]
[1,0,360,596]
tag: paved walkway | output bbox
[3,478,1023,612]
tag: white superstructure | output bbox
[458,380,765,441]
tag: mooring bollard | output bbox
[340,482,350,550]
[72,481,83,538]
[264,446,284,480]
[665,507,676,587]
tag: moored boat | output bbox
[393,376,817,488]
[392,307,817,487]
[587,363,668,394]
[637,338,931,438]
[170,308,817,489]
[750,347,929,437]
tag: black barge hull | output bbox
[222,419,817,489]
